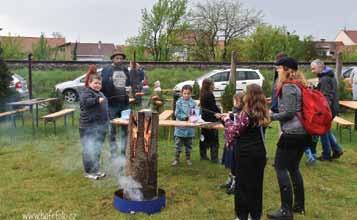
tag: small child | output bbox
[79,65,109,180]
[221,92,245,194]
[148,80,164,113]
[172,85,197,166]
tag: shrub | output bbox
[221,82,236,112]
[47,90,64,113]
[192,80,200,100]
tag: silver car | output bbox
[9,73,29,100]
[55,68,133,103]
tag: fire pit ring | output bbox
[113,188,166,215]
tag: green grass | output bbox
[1,108,357,220]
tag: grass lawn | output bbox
[0,107,357,220]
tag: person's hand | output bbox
[214,113,221,119]
[99,97,105,104]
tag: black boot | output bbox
[210,144,219,163]
[267,209,293,220]
[292,205,305,215]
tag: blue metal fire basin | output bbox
[113,188,166,215]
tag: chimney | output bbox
[98,40,102,50]
[320,38,326,42]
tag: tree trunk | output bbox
[125,110,159,200]
[229,51,237,88]
[336,52,342,85]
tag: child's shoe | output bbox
[171,159,179,166]
[186,160,192,166]
[84,173,100,180]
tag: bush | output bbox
[221,82,236,112]
[47,90,64,113]
[192,80,200,100]
[339,78,352,101]
[262,78,272,98]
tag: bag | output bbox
[281,80,333,135]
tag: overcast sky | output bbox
[1,0,357,44]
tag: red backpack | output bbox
[279,80,332,135]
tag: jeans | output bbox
[109,104,130,159]
[304,135,318,160]
[320,130,343,159]
[175,136,193,160]
[80,124,108,174]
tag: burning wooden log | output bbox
[125,110,159,200]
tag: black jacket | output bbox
[317,67,339,117]
[200,92,221,122]
[79,87,109,128]
[101,64,130,106]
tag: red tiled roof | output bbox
[0,36,65,53]
[62,42,116,56]
[75,42,115,56]
[343,30,357,43]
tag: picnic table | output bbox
[112,118,223,129]
[339,100,357,130]
[7,98,58,134]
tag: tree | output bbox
[139,0,188,61]
[189,0,262,61]
[238,24,317,61]
[0,46,13,111]
[32,33,53,60]
[0,34,25,59]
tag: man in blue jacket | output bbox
[101,50,131,158]
[311,59,343,161]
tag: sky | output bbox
[1,0,357,44]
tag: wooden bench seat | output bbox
[0,107,29,128]
[333,116,354,143]
[42,108,75,135]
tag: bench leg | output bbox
[350,126,352,143]
[54,120,57,136]
[64,115,67,128]
[44,120,47,136]
[339,125,342,143]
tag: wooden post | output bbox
[336,52,342,85]
[28,53,33,100]
[229,51,237,88]
[125,110,159,200]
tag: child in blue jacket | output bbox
[172,85,197,166]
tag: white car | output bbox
[173,68,264,98]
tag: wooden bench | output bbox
[0,108,29,128]
[333,116,354,143]
[42,108,75,135]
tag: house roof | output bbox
[0,36,65,52]
[342,30,357,43]
[60,42,116,57]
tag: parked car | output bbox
[341,66,356,92]
[9,73,29,100]
[173,68,264,98]
[55,68,147,103]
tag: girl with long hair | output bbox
[221,84,270,220]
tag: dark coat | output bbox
[317,67,339,117]
[101,64,130,107]
[79,87,109,128]
[200,92,221,122]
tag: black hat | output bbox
[275,57,298,70]
[110,50,126,60]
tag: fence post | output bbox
[336,52,343,85]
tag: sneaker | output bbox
[171,159,179,166]
[96,172,106,179]
[317,156,332,162]
[186,160,192,166]
[226,177,236,195]
[267,209,293,220]
[306,158,316,166]
[84,173,99,180]
[331,151,343,159]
